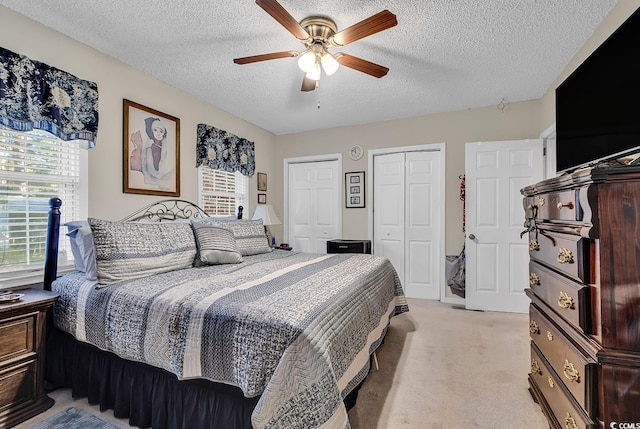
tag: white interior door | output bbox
[405,151,441,299]
[465,139,543,313]
[373,150,442,299]
[287,160,340,253]
[373,153,405,285]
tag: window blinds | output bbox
[199,168,248,217]
[0,127,80,268]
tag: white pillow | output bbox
[65,220,97,281]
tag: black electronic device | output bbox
[555,6,640,174]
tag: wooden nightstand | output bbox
[0,289,58,428]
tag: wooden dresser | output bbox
[0,289,58,428]
[522,166,640,429]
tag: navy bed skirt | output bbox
[45,327,361,429]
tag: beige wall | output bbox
[3,1,638,256]
[0,6,278,221]
[273,100,542,254]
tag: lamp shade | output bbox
[252,205,281,226]
[306,62,321,81]
[297,50,316,73]
[320,52,339,76]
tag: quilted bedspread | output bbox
[52,250,408,429]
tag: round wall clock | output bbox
[349,144,364,161]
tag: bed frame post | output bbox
[44,197,62,291]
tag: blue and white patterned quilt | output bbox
[52,250,408,429]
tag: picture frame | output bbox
[258,193,267,204]
[257,172,267,191]
[123,99,180,196]
[345,171,365,208]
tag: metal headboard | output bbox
[43,198,244,290]
[119,199,211,222]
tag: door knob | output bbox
[468,234,476,240]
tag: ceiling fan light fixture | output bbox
[320,52,339,76]
[307,61,321,81]
[297,50,316,72]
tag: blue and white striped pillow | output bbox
[191,223,243,265]
[192,219,271,256]
[89,218,197,285]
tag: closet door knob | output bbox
[468,234,476,240]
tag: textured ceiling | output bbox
[0,0,618,135]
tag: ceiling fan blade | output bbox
[335,53,389,78]
[301,74,317,91]
[256,0,310,41]
[330,10,397,46]
[233,51,298,64]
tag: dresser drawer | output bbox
[530,343,595,429]
[529,231,593,283]
[528,262,591,334]
[529,305,597,413]
[0,313,36,365]
[528,190,582,222]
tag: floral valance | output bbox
[196,123,255,177]
[0,46,99,146]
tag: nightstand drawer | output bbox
[0,359,37,412]
[327,239,371,254]
[0,313,35,365]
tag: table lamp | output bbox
[251,205,281,246]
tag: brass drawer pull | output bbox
[548,377,555,388]
[531,359,541,375]
[529,272,540,286]
[558,291,574,309]
[557,201,574,210]
[538,196,545,206]
[529,320,539,335]
[563,360,580,383]
[557,248,574,264]
[547,331,554,341]
[529,239,540,251]
[565,413,577,429]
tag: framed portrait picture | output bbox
[345,171,365,208]
[258,193,267,204]
[123,99,180,196]
[257,172,267,191]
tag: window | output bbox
[0,126,86,278]
[198,167,248,217]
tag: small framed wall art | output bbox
[258,193,267,204]
[257,172,267,191]
[345,171,365,208]
[123,99,180,196]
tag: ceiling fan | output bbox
[233,0,397,92]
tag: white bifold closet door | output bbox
[373,151,441,299]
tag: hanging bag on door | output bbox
[446,246,466,298]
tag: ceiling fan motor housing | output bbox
[299,16,337,48]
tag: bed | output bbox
[43,198,408,429]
